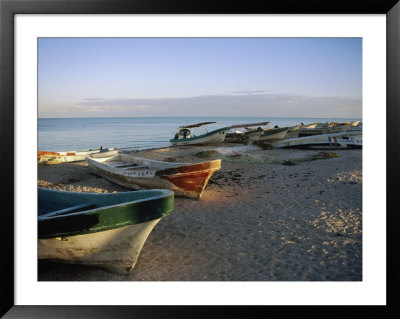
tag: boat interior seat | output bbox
[122,165,149,170]
[111,163,139,168]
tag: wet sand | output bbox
[38,144,362,281]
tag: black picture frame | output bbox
[1,0,398,317]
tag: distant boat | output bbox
[275,131,362,149]
[38,187,174,274]
[170,122,230,146]
[86,154,221,199]
[38,147,119,164]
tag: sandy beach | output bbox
[38,144,362,281]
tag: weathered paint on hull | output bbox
[159,161,220,199]
[39,219,160,274]
[87,156,221,199]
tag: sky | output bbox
[38,38,362,118]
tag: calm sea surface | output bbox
[38,117,361,151]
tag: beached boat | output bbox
[275,131,362,149]
[170,122,230,146]
[38,147,119,164]
[86,154,221,199]
[224,121,270,143]
[288,124,303,132]
[301,122,319,129]
[224,130,247,143]
[251,127,289,142]
[285,124,304,138]
[297,123,351,137]
[38,187,174,274]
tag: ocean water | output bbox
[38,117,361,151]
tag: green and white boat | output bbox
[170,122,230,146]
[253,127,289,142]
[38,187,174,274]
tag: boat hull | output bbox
[39,219,160,274]
[89,149,119,158]
[170,127,229,146]
[87,154,221,199]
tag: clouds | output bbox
[231,90,271,95]
[38,93,362,118]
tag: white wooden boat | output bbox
[91,148,120,158]
[275,131,362,149]
[86,154,221,199]
[170,122,230,146]
[38,147,119,164]
[38,187,174,274]
[251,127,289,142]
